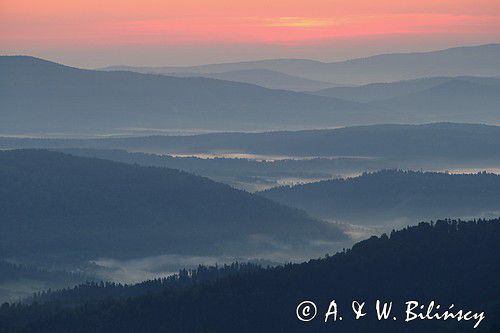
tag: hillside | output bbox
[0,56,371,135]
[259,170,500,224]
[0,150,345,260]
[1,218,498,332]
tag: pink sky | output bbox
[1,0,499,67]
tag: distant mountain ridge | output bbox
[3,49,500,135]
[2,123,495,160]
[0,55,375,134]
[102,44,500,85]
[3,51,500,135]
[372,78,500,120]
[311,76,500,102]
[310,76,500,123]
[104,68,338,91]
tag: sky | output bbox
[1,0,499,68]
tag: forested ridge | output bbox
[2,123,499,161]
[1,218,498,332]
[259,170,500,224]
[24,263,265,307]
[0,149,344,260]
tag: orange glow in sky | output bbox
[1,0,499,66]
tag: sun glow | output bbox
[265,17,335,28]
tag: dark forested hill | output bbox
[48,148,388,191]
[1,218,498,332]
[259,170,500,225]
[0,150,344,260]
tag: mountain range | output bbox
[373,78,500,120]
[144,69,338,91]
[2,41,500,333]
[3,44,500,135]
[103,44,500,85]
[0,56,373,134]
[2,122,499,193]
[3,123,495,160]
[311,76,500,124]
[311,76,500,101]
